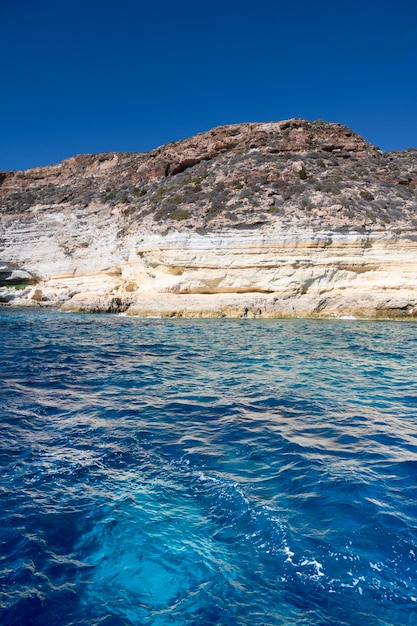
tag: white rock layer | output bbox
[3,207,417,317]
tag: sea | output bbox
[1,307,417,626]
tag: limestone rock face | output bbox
[1,119,417,318]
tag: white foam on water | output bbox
[370,561,383,572]
[336,315,357,320]
[299,558,325,578]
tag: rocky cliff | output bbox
[1,118,417,318]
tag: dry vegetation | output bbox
[1,119,417,233]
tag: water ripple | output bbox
[1,309,417,625]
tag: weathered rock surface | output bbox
[1,119,417,318]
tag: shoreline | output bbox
[3,290,417,320]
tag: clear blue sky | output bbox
[1,0,416,171]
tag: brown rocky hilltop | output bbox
[1,118,417,318]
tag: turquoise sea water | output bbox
[1,308,417,625]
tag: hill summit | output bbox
[1,119,417,318]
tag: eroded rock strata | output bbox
[1,119,417,318]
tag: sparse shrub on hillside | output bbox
[102,184,149,206]
[238,188,253,200]
[209,182,230,210]
[152,188,168,201]
[132,188,147,197]
[300,197,314,210]
[3,191,36,212]
[268,205,281,214]
[311,119,327,129]
[272,179,290,193]
[314,179,342,194]
[154,200,186,221]
[181,190,199,204]
[206,201,225,219]
[193,173,209,184]
[305,153,326,166]
[223,210,239,222]
[281,182,306,200]
[396,185,414,198]
[169,208,190,221]
[340,196,352,209]
[360,190,375,201]
[214,181,226,192]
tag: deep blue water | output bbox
[1,308,417,626]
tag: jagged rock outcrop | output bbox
[1,119,417,318]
